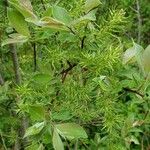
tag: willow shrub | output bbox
[0,0,149,150]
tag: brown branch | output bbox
[136,0,142,44]
[10,44,21,85]
[54,62,77,98]
[10,43,30,149]
[61,62,77,83]
[123,87,144,98]
[81,36,86,49]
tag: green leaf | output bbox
[35,17,67,31]
[52,6,72,24]
[37,144,44,150]
[52,110,73,121]
[9,0,37,19]
[43,7,52,17]
[129,128,143,133]
[55,123,88,140]
[84,0,101,13]
[71,9,97,26]
[33,73,51,84]
[24,122,45,138]
[7,8,30,36]
[28,104,45,121]
[142,45,150,75]
[1,33,28,46]
[25,143,40,150]
[130,136,140,145]
[122,43,143,65]
[53,128,64,150]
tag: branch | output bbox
[10,44,30,148]
[81,36,86,49]
[0,72,4,86]
[136,0,142,44]
[61,62,77,83]
[32,43,37,72]
[54,62,77,98]
[123,87,144,98]
[10,44,21,85]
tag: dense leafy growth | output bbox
[0,0,150,149]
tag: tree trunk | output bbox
[10,44,29,149]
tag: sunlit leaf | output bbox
[2,34,28,46]
[30,17,68,31]
[55,123,88,140]
[84,0,101,13]
[9,0,37,19]
[20,0,33,12]
[71,9,97,26]
[130,136,140,145]
[7,8,30,36]
[24,122,45,138]
[142,45,150,75]
[122,43,143,65]
[52,6,72,24]
[52,128,64,150]
[40,17,65,28]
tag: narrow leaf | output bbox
[2,34,28,46]
[39,17,68,30]
[53,128,64,150]
[130,136,140,145]
[142,45,150,75]
[19,0,33,12]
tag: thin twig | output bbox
[136,0,142,44]
[61,62,77,83]
[123,87,144,98]
[81,36,86,49]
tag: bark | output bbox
[9,44,22,150]
[10,44,30,149]
[10,44,21,85]
[4,0,28,149]
[136,0,142,44]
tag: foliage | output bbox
[0,0,149,149]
